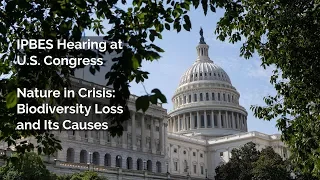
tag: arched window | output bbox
[92,152,100,165]
[127,157,133,169]
[66,148,75,163]
[116,155,122,168]
[156,161,162,173]
[80,150,88,164]
[147,160,152,172]
[137,159,143,170]
[200,93,203,101]
[104,153,111,166]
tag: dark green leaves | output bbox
[6,90,18,109]
[136,89,167,112]
[201,0,208,15]
[183,15,191,31]
[136,95,149,112]
[215,0,320,177]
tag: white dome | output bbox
[168,28,248,138]
[179,60,232,86]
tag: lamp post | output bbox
[166,162,170,180]
[205,169,208,179]
[87,152,92,171]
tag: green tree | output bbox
[0,152,56,180]
[0,0,238,157]
[215,142,260,180]
[57,171,107,180]
[252,146,290,180]
[214,0,320,177]
[215,143,291,180]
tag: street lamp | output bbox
[166,162,170,180]
[206,169,208,179]
[87,152,92,171]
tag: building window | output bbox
[200,93,203,101]
[174,162,178,171]
[200,153,203,158]
[184,96,186,104]
[220,152,223,156]
[212,93,215,100]
[218,93,221,101]
[201,115,205,127]
[193,165,197,173]
[194,116,197,128]
[156,126,159,131]
[207,114,211,127]
[201,166,204,174]
[232,95,234,102]
[193,152,196,156]
[147,124,151,130]
[174,148,177,153]
[194,94,197,102]
[206,93,209,101]
[183,151,186,155]
[189,95,191,103]
[223,94,226,101]
[228,94,230,102]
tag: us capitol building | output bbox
[1,30,288,179]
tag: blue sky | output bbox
[82,7,279,135]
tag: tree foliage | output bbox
[57,171,107,180]
[215,142,291,180]
[214,0,320,177]
[0,152,56,180]
[215,142,260,180]
[252,147,290,180]
[0,0,236,157]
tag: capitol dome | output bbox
[168,28,248,138]
[179,60,232,86]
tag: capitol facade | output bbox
[1,31,288,180]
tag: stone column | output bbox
[197,111,200,129]
[189,112,193,130]
[141,114,146,152]
[183,114,186,130]
[178,115,181,131]
[238,113,241,130]
[151,118,155,154]
[164,122,168,155]
[87,130,93,143]
[131,112,137,150]
[218,111,222,128]
[245,116,248,131]
[75,114,81,141]
[204,111,207,128]
[121,129,128,149]
[159,119,164,155]
[225,111,229,128]
[171,118,175,132]
[232,112,236,129]
[211,111,214,128]
[99,114,105,145]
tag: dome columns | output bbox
[168,110,247,134]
